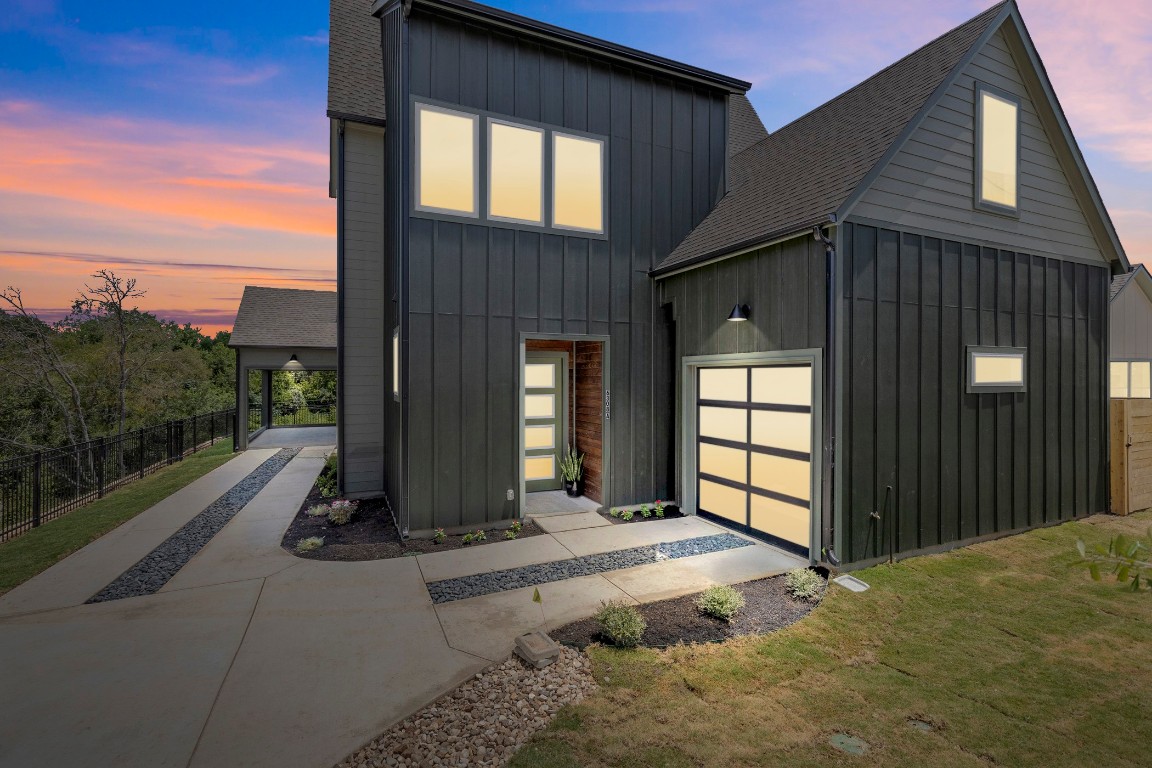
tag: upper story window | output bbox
[976,86,1019,213]
[416,104,478,216]
[414,102,605,235]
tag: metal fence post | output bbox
[32,452,42,528]
[210,411,215,446]
[96,437,106,498]
[139,428,146,479]
[192,415,198,454]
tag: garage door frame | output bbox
[680,349,823,563]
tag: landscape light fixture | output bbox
[727,303,750,322]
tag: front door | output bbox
[524,352,566,492]
[695,363,814,557]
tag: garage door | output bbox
[696,364,814,556]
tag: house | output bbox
[1109,264,1152,399]
[327,0,1128,567]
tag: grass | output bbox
[511,512,1152,768]
[0,440,235,597]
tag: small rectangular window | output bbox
[977,88,1018,212]
[1111,361,1130,399]
[416,104,477,215]
[1132,362,1151,398]
[967,346,1026,393]
[392,327,400,401]
[488,120,544,224]
[552,133,604,232]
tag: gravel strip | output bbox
[427,533,753,603]
[336,648,596,768]
[86,448,301,603]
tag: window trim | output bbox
[974,82,1021,218]
[966,345,1027,394]
[551,131,606,235]
[413,102,480,218]
[486,117,546,226]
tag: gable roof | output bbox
[1111,269,1137,301]
[229,287,338,349]
[328,0,386,124]
[653,2,1009,276]
[1111,264,1152,305]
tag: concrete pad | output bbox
[0,579,263,768]
[416,535,576,582]
[434,573,635,661]
[549,515,721,557]
[189,558,485,768]
[532,510,612,534]
[297,445,333,459]
[603,543,805,603]
[0,449,277,617]
[249,426,336,448]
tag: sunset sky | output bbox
[2,0,1149,335]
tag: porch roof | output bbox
[229,286,337,349]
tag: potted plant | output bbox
[557,445,585,497]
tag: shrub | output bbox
[462,533,475,545]
[473,529,487,542]
[305,504,329,517]
[639,503,651,518]
[317,452,338,498]
[433,528,446,544]
[504,529,518,540]
[327,499,357,526]
[620,509,634,521]
[784,568,825,602]
[510,520,523,535]
[695,584,746,622]
[295,536,324,552]
[654,500,665,518]
[608,508,620,518]
[595,600,646,647]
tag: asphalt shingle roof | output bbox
[1111,269,1137,301]
[328,0,386,124]
[727,94,768,160]
[229,287,337,349]
[655,1,1008,275]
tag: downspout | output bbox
[814,224,840,568]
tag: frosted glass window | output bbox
[751,410,811,454]
[524,363,554,389]
[971,354,1024,385]
[699,480,746,524]
[751,453,810,501]
[489,121,543,223]
[1133,362,1152,399]
[524,456,554,481]
[392,327,399,400]
[699,443,747,484]
[750,494,809,547]
[700,368,748,402]
[752,366,811,406]
[1111,362,1130,398]
[524,425,554,450]
[553,134,603,232]
[699,406,747,443]
[524,394,554,419]
[978,90,1018,210]
[416,105,477,215]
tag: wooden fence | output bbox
[1110,399,1152,515]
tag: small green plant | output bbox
[654,500,665,518]
[295,536,325,552]
[595,600,646,648]
[510,520,523,535]
[462,532,475,545]
[785,568,825,602]
[504,529,518,540]
[639,503,651,518]
[317,452,338,498]
[433,528,446,544]
[327,499,357,526]
[608,507,620,518]
[620,509,634,521]
[305,504,329,517]
[1075,529,1152,591]
[473,529,487,542]
[557,445,585,483]
[695,584,746,622]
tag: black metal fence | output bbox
[272,398,337,427]
[0,409,236,542]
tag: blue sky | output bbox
[2,0,1149,331]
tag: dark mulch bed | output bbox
[599,504,685,525]
[281,482,544,561]
[550,574,822,648]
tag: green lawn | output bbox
[0,440,235,597]
[513,512,1152,768]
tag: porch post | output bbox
[261,369,273,431]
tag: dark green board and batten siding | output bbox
[400,7,729,532]
[839,221,1108,565]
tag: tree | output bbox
[1076,530,1152,592]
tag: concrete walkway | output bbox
[0,449,803,768]
[249,425,337,448]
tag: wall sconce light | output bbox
[727,303,750,322]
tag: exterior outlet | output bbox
[506,489,515,501]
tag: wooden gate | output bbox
[1110,399,1152,515]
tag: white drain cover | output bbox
[832,574,870,592]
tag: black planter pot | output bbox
[563,479,581,497]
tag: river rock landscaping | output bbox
[281,483,544,561]
[550,573,823,648]
[336,647,596,768]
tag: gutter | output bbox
[650,216,835,280]
[813,225,840,569]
